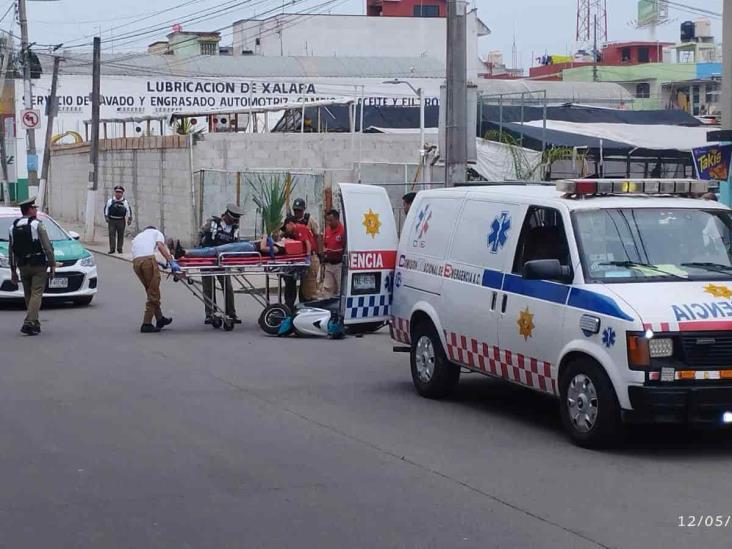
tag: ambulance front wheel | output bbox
[410,322,460,399]
[559,358,622,448]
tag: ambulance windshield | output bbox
[574,208,732,283]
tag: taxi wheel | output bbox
[559,359,622,448]
[410,322,460,399]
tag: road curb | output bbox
[87,247,133,263]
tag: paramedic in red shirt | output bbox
[282,216,320,309]
[322,209,345,298]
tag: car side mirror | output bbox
[523,259,572,283]
[68,231,80,240]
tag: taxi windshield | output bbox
[573,208,732,283]
[0,215,70,242]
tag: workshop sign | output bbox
[692,144,732,181]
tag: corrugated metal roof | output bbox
[475,79,633,102]
[48,52,446,79]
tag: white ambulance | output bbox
[338,180,732,447]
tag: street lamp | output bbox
[383,79,425,184]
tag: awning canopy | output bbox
[524,120,716,152]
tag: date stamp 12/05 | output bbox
[678,516,732,528]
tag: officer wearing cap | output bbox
[199,203,242,324]
[292,197,321,253]
[104,185,133,254]
[8,197,56,335]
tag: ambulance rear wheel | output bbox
[410,322,460,399]
[559,358,622,448]
[258,304,292,335]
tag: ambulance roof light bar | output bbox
[556,179,709,197]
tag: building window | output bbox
[413,4,439,17]
[636,83,650,99]
[200,42,217,56]
[638,47,650,63]
[621,47,632,63]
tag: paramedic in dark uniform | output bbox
[8,197,56,335]
[199,203,242,324]
[104,185,133,254]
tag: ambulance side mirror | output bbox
[523,259,572,283]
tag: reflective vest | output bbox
[201,216,238,247]
[11,217,47,266]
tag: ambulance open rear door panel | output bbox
[339,183,399,326]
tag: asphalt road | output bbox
[1,253,732,549]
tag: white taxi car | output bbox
[0,207,98,305]
[336,180,732,447]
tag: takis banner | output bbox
[692,144,732,181]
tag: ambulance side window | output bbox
[512,206,571,274]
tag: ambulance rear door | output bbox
[339,183,399,326]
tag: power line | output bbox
[62,0,248,48]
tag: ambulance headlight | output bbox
[0,254,8,268]
[649,338,674,358]
[723,412,732,424]
[80,254,95,267]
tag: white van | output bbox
[338,180,732,447]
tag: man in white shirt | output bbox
[104,185,133,254]
[131,226,179,333]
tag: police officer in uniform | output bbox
[8,197,56,335]
[104,185,133,254]
[292,197,321,252]
[199,203,242,324]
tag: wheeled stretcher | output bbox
[171,250,311,331]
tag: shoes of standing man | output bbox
[156,316,173,330]
[20,324,39,336]
[117,249,123,254]
[140,323,161,333]
[108,250,115,254]
[231,315,242,324]
[204,316,213,325]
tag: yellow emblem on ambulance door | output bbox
[362,209,382,239]
[517,307,535,341]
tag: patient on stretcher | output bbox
[172,236,300,259]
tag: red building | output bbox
[367,0,446,17]
[601,41,671,64]
[528,41,673,81]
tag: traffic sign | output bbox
[20,109,41,130]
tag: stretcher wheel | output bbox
[258,304,292,335]
[223,318,235,332]
[211,316,223,330]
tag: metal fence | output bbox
[197,169,325,239]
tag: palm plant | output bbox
[248,173,297,236]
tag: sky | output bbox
[15,0,724,70]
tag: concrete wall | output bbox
[49,136,195,242]
[48,132,424,245]
[232,12,486,78]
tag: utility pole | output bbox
[720,1,732,206]
[84,37,101,242]
[38,55,60,211]
[18,0,38,192]
[0,32,13,206]
[444,0,468,187]
[592,14,598,82]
